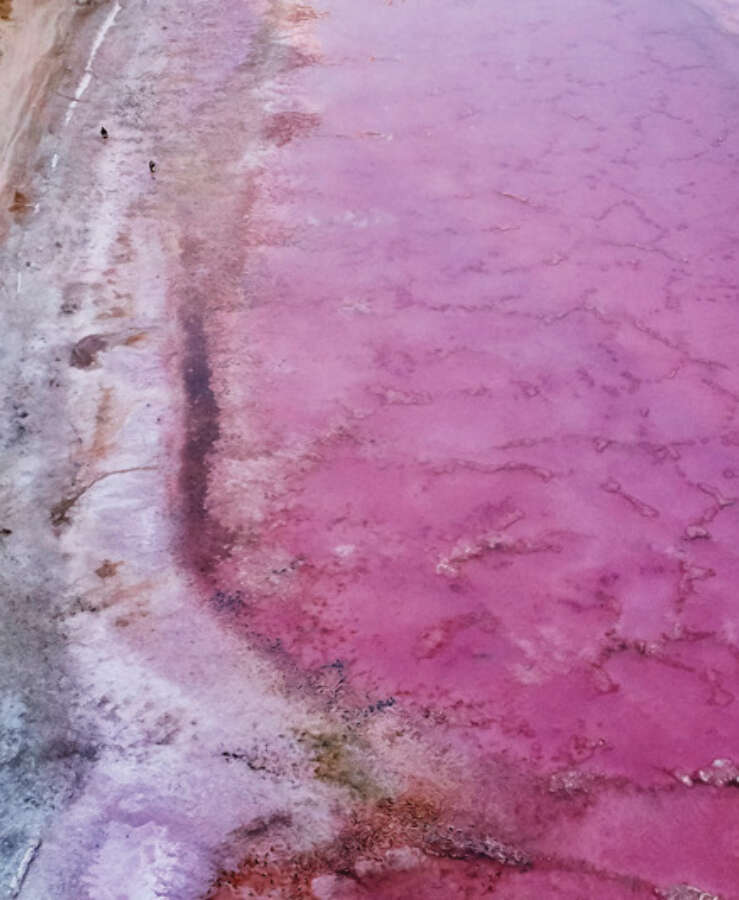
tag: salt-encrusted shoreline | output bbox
[0,4,133,895]
[1,2,390,896]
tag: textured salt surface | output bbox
[1,0,739,898]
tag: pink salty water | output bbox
[178,0,739,895]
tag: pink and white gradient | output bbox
[3,0,739,897]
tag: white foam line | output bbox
[9,837,40,897]
[51,152,59,169]
[63,0,122,127]
[16,272,22,295]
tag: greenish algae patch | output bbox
[299,730,383,799]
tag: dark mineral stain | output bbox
[50,493,81,527]
[8,189,31,216]
[229,812,293,840]
[178,303,233,576]
[95,559,121,579]
[60,283,85,315]
[263,111,320,147]
[70,334,107,368]
[212,589,248,612]
[41,738,99,762]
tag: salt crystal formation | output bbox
[1,0,738,897]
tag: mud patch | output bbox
[70,334,107,368]
[95,559,121,579]
[8,189,31,217]
[178,304,234,575]
[263,111,320,147]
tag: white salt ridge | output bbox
[62,1,122,127]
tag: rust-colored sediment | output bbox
[206,793,529,899]
[0,0,83,234]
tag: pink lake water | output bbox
[183,0,739,894]
[181,0,739,896]
[4,0,739,897]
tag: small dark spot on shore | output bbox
[95,559,121,579]
[367,697,396,713]
[221,750,265,770]
[212,589,248,612]
[42,737,99,762]
[50,494,80,527]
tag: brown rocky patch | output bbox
[70,334,107,368]
[8,188,31,216]
[95,559,122,579]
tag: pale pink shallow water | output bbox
[188,0,739,895]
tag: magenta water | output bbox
[187,0,739,896]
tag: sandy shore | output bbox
[0,0,85,234]
[1,2,359,896]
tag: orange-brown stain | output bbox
[206,792,529,899]
[95,559,122,579]
[286,4,323,23]
[8,189,31,216]
[123,331,148,346]
[89,387,114,460]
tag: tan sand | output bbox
[0,0,77,232]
